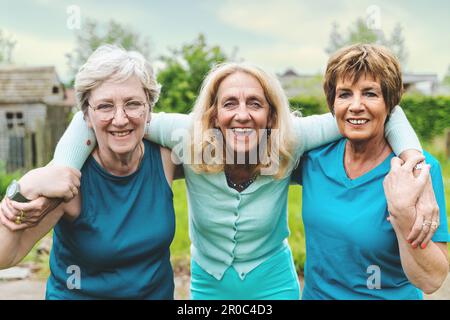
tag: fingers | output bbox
[69,170,81,189]
[7,197,53,227]
[402,154,426,172]
[416,164,431,186]
[9,198,46,212]
[63,187,78,202]
[419,202,440,249]
[69,168,82,180]
[420,221,438,249]
[411,221,430,249]
[66,167,81,189]
[409,199,434,248]
[1,198,20,221]
[0,208,28,231]
[390,157,403,170]
[406,212,423,244]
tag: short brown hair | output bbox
[323,43,403,114]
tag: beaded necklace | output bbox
[225,170,258,192]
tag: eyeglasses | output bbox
[88,100,147,121]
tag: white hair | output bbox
[74,44,161,113]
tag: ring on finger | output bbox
[15,216,22,225]
[431,221,438,229]
[17,210,27,223]
[422,221,432,228]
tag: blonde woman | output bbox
[4,61,426,299]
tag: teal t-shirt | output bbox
[297,138,449,300]
[46,140,175,299]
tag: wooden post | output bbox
[23,130,33,171]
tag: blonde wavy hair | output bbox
[189,62,296,179]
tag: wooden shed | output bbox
[0,66,73,172]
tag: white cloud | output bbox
[239,44,328,75]
[217,0,327,43]
[217,0,449,78]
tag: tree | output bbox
[155,34,228,113]
[348,18,380,45]
[66,19,151,86]
[0,29,16,64]
[387,23,408,67]
[325,22,345,56]
[325,18,408,66]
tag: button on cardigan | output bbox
[145,107,421,280]
[52,108,421,280]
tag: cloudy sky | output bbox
[1,0,449,82]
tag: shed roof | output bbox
[0,66,65,104]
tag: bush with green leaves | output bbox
[289,96,328,116]
[0,162,22,197]
[400,95,450,142]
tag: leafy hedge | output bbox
[289,96,329,116]
[0,163,22,197]
[401,96,450,142]
[289,95,450,142]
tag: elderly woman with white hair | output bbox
[2,54,429,299]
[0,45,176,299]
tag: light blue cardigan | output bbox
[53,107,421,280]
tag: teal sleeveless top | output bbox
[46,140,175,299]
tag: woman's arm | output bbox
[53,111,96,169]
[295,106,422,155]
[0,198,66,269]
[392,215,448,294]
[52,111,192,170]
[1,166,80,230]
[384,156,449,294]
[385,105,422,155]
[145,112,193,149]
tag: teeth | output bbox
[232,128,254,133]
[112,130,131,137]
[348,119,368,125]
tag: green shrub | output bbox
[401,95,450,142]
[0,162,22,198]
[289,96,328,116]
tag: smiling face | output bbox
[334,75,389,144]
[214,71,272,155]
[85,75,149,158]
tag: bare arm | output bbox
[2,166,80,230]
[390,212,448,294]
[384,156,449,293]
[386,149,440,248]
[0,198,66,269]
[0,165,81,267]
